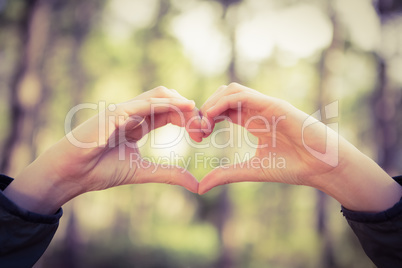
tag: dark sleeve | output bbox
[0,174,63,268]
[342,176,402,268]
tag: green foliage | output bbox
[1,0,399,267]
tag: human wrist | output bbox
[3,156,83,215]
[311,142,402,212]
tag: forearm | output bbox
[3,151,83,215]
[312,139,402,213]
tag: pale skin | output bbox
[3,86,203,214]
[3,83,402,216]
[198,83,402,212]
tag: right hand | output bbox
[198,83,402,212]
[198,83,339,192]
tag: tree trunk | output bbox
[0,0,50,176]
[371,0,401,175]
[315,1,342,267]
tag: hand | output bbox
[198,83,402,212]
[198,83,337,189]
[4,86,203,214]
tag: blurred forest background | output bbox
[1,0,402,267]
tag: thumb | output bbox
[198,160,266,195]
[134,159,199,193]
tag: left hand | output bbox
[4,86,203,214]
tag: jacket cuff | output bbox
[341,176,402,223]
[0,174,62,224]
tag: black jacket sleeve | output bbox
[0,174,63,268]
[342,176,402,268]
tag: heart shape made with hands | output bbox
[131,83,307,196]
[47,83,335,215]
[116,92,249,195]
[97,83,335,198]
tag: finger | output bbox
[199,112,233,139]
[122,88,203,142]
[118,97,196,119]
[140,105,203,142]
[134,159,199,193]
[107,98,198,144]
[198,159,266,195]
[122,102,203,143]
[199,87,227,137]
[208,91,269,118]
[200,83,251,114]
[159,87,203,141]
[180,107,203,142]
[132,86,188,101]
[200,85,227,112]
[200,83,252,135]
[120,85,196,118]
[200,115,215,138]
